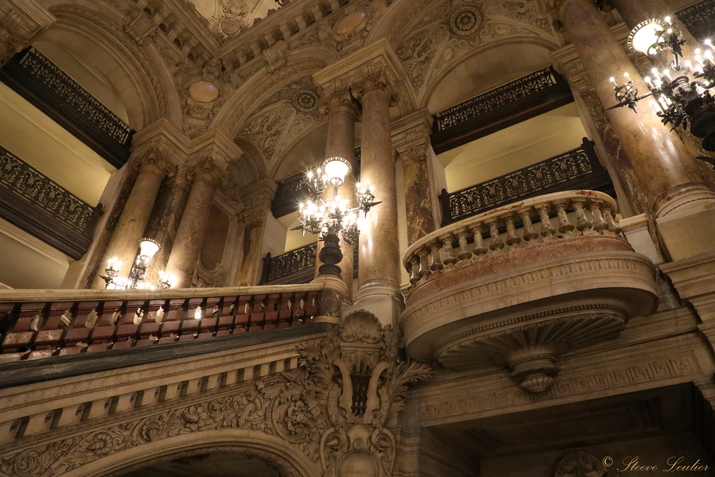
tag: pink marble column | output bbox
[556,0,714,216]
[314,89,359,294]
[165,157,226,288]
[355,75,402,315]
[94,148,173,288]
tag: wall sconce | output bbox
[100,238,167,290]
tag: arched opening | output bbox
[120,451,284,477]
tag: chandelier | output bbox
[100,238,174,290]
[296,156,380,276]
[609,16,715,150]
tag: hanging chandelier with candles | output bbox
[609,16,715,150]
[100,238,174,290]
[295,156,380,276]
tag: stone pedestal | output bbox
[555,0,715,217]
[94,146,174,289]
[165,157,226,288]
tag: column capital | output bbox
[130,139,177,176]
[240,178,277,222]
[187,154,229,186]
[312,39,403,102]
[392,109,433,164]
[318,87,359,118]
[0,0,55,65]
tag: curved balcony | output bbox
[401,191,658,393]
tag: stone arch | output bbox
[41,2,181,129]
[62,430,319,477]
[216,46,335,139]
[420,37,559,112]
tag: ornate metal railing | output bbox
[261,243,318,284]
[677,0,715,35]
[0,47,133,168]
[0,284,323,362]
[0,145,102,259]
[438,138,613,226]
[271,147,362,218]
[431,67,573,153]
[261,242,359,285]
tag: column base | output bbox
[657,198,715,261]
[654,183,715,218]
[353,279,404,327]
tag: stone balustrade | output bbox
[0,284,326,362]
[405,190,622,286]
[401,190,659,393]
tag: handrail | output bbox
[404,190,621,288]
[0,283,328,362]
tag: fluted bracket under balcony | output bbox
[401,191,658,393]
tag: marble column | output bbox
[0,1,55,66]
[555,0,714,217]
[553,53,648,216]
[609,0,715,189]
[94,146,174,288]
[165,157,227,288]
[314,88,359,297]
[233,180,276,286]
[393,110,438,245]
[354,74,403,324]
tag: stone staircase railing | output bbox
[0,283,329,363]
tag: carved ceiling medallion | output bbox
[292,90,319,113]
[449,6,482,36]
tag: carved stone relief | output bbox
[554,451,607,477]
[0,311,431,477]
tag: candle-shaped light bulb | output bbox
[610,76,617,86]
[664,16,671,24]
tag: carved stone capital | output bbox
[0,0,55,65]
[318,87,359,118]
[188,154,228,186]
[131,141,176,177]
[123,7,157,46]
[392,109,434,164]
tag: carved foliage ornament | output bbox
[0,311,430,477]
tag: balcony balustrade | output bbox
[402,190,658,393]
[0,284,327,363]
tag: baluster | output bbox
[429,242,444,272]
[554,200,575,233]
[417,247,431,279]
[486,219,504,250]
[409,256,420,285]
[519,207,539,241]
[589,201,608,232]
[456,228,471,261]
[441,235,458,266]
[505,214,522,246]
[571,198,593,232]
[537,204,556,237]
[470,223,488,256]
[602,207,621,234]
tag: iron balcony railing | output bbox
[0,145,102,259]
[438,138,614,226]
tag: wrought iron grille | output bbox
[16,47,132,146]
[677,0,715,30]
[439,139,610,225]
[0,146,95,233]
[263,243,318,283]
[434,67,562,132]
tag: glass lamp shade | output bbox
[323,157,352,186]
[138,238,161,260]
[628,19,666,55]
